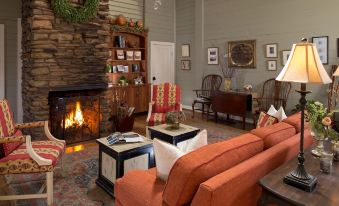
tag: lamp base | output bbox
[283,172,317,192]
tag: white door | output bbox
[0,24,4,99]
[150,41,175,84]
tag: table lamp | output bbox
[333,66,339,76]
[276,38,332,192]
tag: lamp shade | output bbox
[333,66,339,76]
[276,42,332,84]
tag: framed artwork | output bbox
[228,40,256,68]
[267,60,277,71]
[126,51,134,60]
[181,44,190,57]
[134,51,142,60]
[337,38,339,57]
[207,47,219,65]
[181,60,191,70]
[312,36,328,64]
[265,43,278,58]
[281,50,291,66]
[116,50,125,60]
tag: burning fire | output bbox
[64,101,85,128]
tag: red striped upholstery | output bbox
[147,113,166,126]
[0,100,23,158]
[152,83,181,113]
[256,112,278,128]
[0,140,65,175]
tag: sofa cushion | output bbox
[251,122,296,149]
[115,168,166,206]
[0,140,65,175]
[283,112,309,132]
[162,133,264,206]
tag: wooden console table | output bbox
[211,90,252,129]
[259,149,339,206]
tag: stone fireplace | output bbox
[48,84,106,144]
[21,0,113,140]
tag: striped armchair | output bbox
[146,83,182,126]
[0,99,65,206]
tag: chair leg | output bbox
[46,172,53,206]
[202,104,205,117]
[192,102,196,118]
[206,104,210,120]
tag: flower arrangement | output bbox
[165,111,186,129]
[307,101,338,141]
[243,84,253,93]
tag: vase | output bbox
[320,152,333,174]
[224,78,232,91]
[310,125,325,157]
[332,141,339,162]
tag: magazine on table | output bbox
[107,132,144,145]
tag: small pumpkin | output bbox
[116,15,127,26]
[136,20,143,28]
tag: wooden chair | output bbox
[192,74,223,118]
[146,83,182,126]
[253,78,292,120]
[0,99,65,206]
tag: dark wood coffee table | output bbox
[259,149,339,206]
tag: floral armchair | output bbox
[0,99,65,206]
[146,83,182,126]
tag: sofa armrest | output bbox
[0,135,27,144]
[25,135,53,166]
[15,121,45,129]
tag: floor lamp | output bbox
[276,38,332,192]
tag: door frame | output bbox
[150,41,175,84]
[0,24,4,99]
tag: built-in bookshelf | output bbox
[106,28,150,113]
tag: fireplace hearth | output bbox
[48,85,106,144]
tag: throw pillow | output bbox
[267,105,287,122]
[153,129,208,181]
[267,105,277,116]
[256,112,278,128]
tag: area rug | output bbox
[3,111,246,206]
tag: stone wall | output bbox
[21,0,113,139]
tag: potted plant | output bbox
[165,111,186,130]
[307,101,338,157]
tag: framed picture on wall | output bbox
[312,36,328,64]
[281,50,291,66]
[337,38,339,57]
[265,43,278,58]
[181,44,190,57]
[267,60,277,71]
[207,47,219,65]
[181,60,191,70]
[228,40,256,68]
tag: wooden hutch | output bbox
[107,26,150,113]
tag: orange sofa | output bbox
[115,113,313,206]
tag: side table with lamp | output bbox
[259,38,333,202]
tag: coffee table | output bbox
[148,123,200,149]
[95,134,154,197]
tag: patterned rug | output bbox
[1,111,247,206]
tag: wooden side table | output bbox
[148,123,200,149]
[95,136,154,197]
[259,149,339,206]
